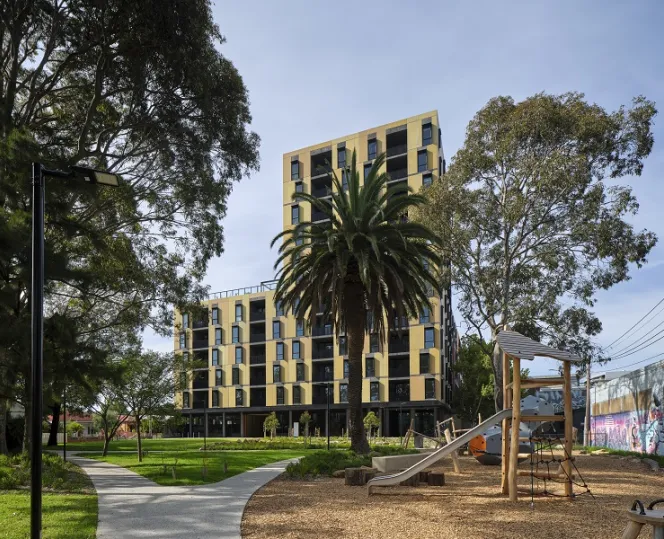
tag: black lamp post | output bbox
[62,383,66,463]
[326,365,332,451]
[31,162,120,539]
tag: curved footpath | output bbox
[69,455,297,539]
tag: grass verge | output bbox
[578,445,664,467]
[80,449,303,485]
[0,453,97,539]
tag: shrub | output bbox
[0,452,91,492]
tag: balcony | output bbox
[311,325,333,337]
[192,371,208,390]
[249,306,266,323]
[389,357,410,378]
[311,206,329,223]
[311,184,332,198]
[311,164,332,179]
[250,387,266,407]
[192,317,208,329]
[312,342,334,360]
[250,353,266,365]
[312,361,333,382]
[192,334,209,349]
[386,168,407,182]
[312,384,332,405]
[389,380,410,402]
[250,366,266,386]
[386,143,407,158]
[388,340,410,355]
[192,391,207,409]
[249,330,266,343]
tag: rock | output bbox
[332,470,345,478]
[643,458,660,471]
[579,450,588,455]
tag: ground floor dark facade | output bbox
[176,401,452,439]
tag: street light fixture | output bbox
[31,162,120,539]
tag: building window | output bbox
[212,349,219,366]
[292,340,301,359]
[183,352,189,364]
[235,388,243,406]
[215,328,222,345]
[235,304,242,322]
[277,386,285,405]
[341,169,348,191]
[291,160,299,180]
[370,382,379,402]
[272,321,281,339]
[364,163,371,180]
[366,357,375,377]
[232,366,240,385]
[425,378,435,399]
[339,383,348,403]
[338,147,346,169]
[296,319,304,337]
[420,307,430,324]
[295,232,303,246]
[179,333,186,349]
[211,307,219,325]
[417,150,428,172]
[343,359,349,379]
[420,353,430,374]
[182,313,189,329]
[295,182,303,194]
[275,301,284,316]
[368,138,377,160]
[293,385,301,404]
[212,391,219,407]
[291,205,300,225]
[296,362,305,381]
[276,342,285,361]
[422,173,432,187]
[424,327,435,349]
[215,369,223,386]
[273,364,281,383]
[370,334,379,353]
[339,336,347,356]
[232,325,240,343]
[422,122,432,146]
[180,371,188,389]
[183,392,190,408]
[235,346,243,364]
[292,298,300,315]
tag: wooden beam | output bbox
[563,362,574,498]
[516,471,575,480]
[509,355,521,501]
[444,428,461,473]
[507,377,565,389]
[520,415,564,422]
[501,349,511,495]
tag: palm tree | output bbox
[271,150,441,453]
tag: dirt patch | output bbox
[242,454,662,539]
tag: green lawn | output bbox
[0,492,97,539]
[80,449,303,485]
[0,454,97,539]
[57,437,238,452]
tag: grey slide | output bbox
[367,408,513,489]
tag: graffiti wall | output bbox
[590,358,664,455]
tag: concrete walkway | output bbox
[70,456,296,539]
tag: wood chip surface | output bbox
[242,453,663,539]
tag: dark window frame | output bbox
[425,378,435,399]
[293,385,301,404]
[232,366,240,385]
[212,391,219,407]
[212,348,219,366]
[420,353,430,374]
[235,304,243,322]
[368,138,377,160]
[235,388,243,406]
[235,346,243,364]
[292,340,301,359]
[183,391,190,408]
[275,301,284,317]
[215,327,222,345]
[343,359,349,379]
[276,342,285,361]
[273,364,281,383]
[370,382,380,402]
[211,307,219,325]
[291,160,300,180]
[364,163,372,180]
[422,123,432,146]
[296,362,305,381]
[339,383,348,403]
[276,386,285,405]
[272,320,281,339]
[291,205,300,225]
[296,319,304,337]
[422,173,433,187]
[338,147,346,169]
[215,369,223,386]
[417,150,428,172]
[424,327,435,348]
[366,357,375,377]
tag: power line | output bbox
[611,327,664,360]
[603,351,664,372]
[609,302,664,356]
[605,296,664,349]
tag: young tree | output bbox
[272,151,441,454]
[90,387,127,457]
[416,93,657,410]
[0,0,259,452]
[363,411,380,443]
[263,412,280,440]
[117,351,175,462]
[299,411,312,445]
[66,422,84,438]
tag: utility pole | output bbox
[584,360,592,447]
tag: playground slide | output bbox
[367,408,513,489]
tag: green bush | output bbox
[285,446,418,478]
[0,453,91,492]
[204,438,337,451]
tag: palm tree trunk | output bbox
[345,284,370,454]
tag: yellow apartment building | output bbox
[175,111,459,438]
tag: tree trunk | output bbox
[0,399,8,455]
[102,435,110,457]
[47,402,61,447]
[491,339,503,412]
[136,415,143,462]
[23,399,31,453]
[345,283,370,454]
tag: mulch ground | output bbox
[242,453,663,539]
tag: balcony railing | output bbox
[192,338,209,349]
[386,144,407,157]
[311,185,332,198]
[192,318,208,329]
[208,280,278,300]
[387,168,407,181]
[312,348,334,360]
[250,332,266,343]
[311,165,332,178]
[312,209,329,222]
[311,326,333,337]
[388,341,410,354]
[250,310,266,322]
[389,382,410,402]
[250,354,266,365]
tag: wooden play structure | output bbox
[623,499,664,539]
[496,330,582,501]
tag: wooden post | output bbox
[508,355,521,501]
[500,350,512,495]
[444,428,461,473]
[563,361,574,498]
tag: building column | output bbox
[288,410,293,436]
[325,408,329,439]
[222,412,226,438]
[240,412,245,438]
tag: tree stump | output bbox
[361,467,377,482]
[400,474,419,487]
[419,471,430,483]
[428,472,445,486]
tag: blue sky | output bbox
[145,0,664,376]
